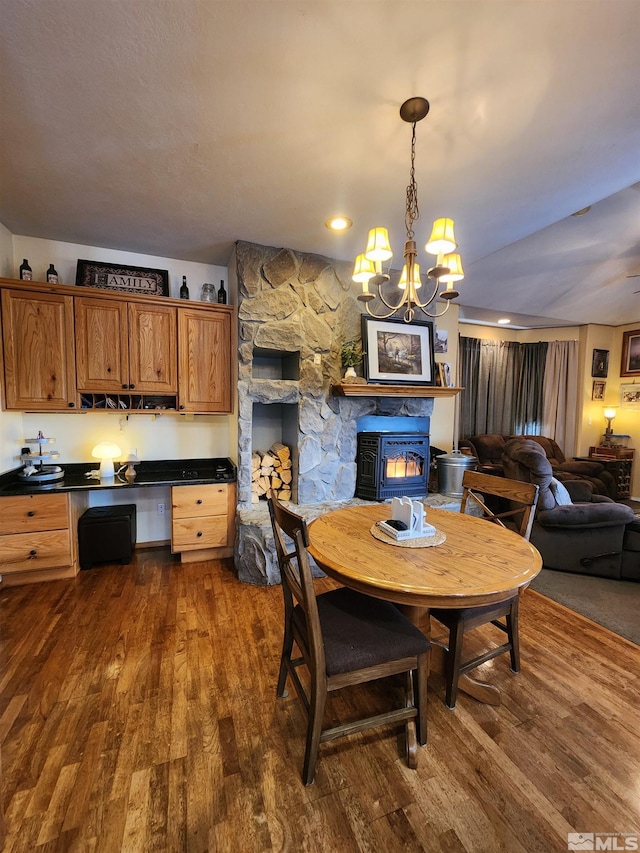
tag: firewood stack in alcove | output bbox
[251,442,292,503]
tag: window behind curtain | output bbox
[459,337,548,439]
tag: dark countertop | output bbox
[0,457,237,496]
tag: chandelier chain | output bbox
[405,122,420,239]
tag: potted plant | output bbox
[340,339,363,380]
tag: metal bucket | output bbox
[436,451,477,497]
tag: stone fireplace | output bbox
[231,240,434,584]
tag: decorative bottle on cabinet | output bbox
[217,279,227,304]
[180,276,189,299]
[46,264,59,283]
[19,259,32,280]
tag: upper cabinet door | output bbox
[127,302,177,393]
[178,308,232,413]
[75,297,129,391]
[1,289,78,410]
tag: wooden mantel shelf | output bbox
[331,383,463,398]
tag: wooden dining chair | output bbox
[268,493,430,786]
[429,470,539,709]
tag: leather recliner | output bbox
[501,438,635,580]
[459,433,617,499]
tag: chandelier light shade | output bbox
[353,97,465,322]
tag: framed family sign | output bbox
[361,315,436,385]
[76,260,170,297]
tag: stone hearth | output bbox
[230,240,435,584]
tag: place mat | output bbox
[370,523,446,548]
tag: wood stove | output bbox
[356,432,429,501]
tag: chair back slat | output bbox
[268,495,326,670]
[460,469,539,541]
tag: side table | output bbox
[577,447,635,500]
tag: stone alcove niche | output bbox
[231,240,435,585]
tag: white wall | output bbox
[11,236,228,301]
[2,230,235,541]
[0,221,25,471]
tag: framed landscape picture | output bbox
[76,260,169,297]
[620,329,640,377]
[361,315,435,385]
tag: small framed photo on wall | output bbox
[591,349,609,378]
[592,380,606,401]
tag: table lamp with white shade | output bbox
[602,406,617,446]
[91,441,122,479]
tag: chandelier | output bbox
[353,97,464,322]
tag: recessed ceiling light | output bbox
[571,206,592,217]
[325,216,352,232]
[498,318,511,325]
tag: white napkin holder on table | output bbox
[378,496,436,541]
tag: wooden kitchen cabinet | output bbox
[75,297,177,394]
[171,482,235,561]
[0,492,87,585]
[178,307,232,413]
[0,279,234,415]
[1,288,78,410]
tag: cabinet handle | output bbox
[122,384,128,389]
[129,384,135,389]
[27,510,35,517]
[179,405,185,410]
[29,549,37,557]
[196,499,203,504]
[68,402,75,408]
[197,531,202,537]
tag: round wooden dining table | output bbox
[307,503,543,705]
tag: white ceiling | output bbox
[1,1,639,328]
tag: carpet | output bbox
[530,569,640,646]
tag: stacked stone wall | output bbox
[234,239,434,584]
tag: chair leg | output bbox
[302,680,327,786]
[276,620,294,698]
[415,651,429,746]
[445,620,465,709]
[506,597,520,673]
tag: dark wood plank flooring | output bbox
[1,549,639,852]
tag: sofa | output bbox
[459,433,617,499]
[501,439,637,579]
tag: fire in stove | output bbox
[386,454,423,479]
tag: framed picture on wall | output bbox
[592,380,606,401]
[620,329,640,377]
[591,348,609,378]
[620,383,640,409]
[361,315,436,385]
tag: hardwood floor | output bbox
[1,549,639,852]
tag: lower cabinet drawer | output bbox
[0,493,69,535]
[172,484,229,518]
[0,529,72,574]
[171,515,228,551]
